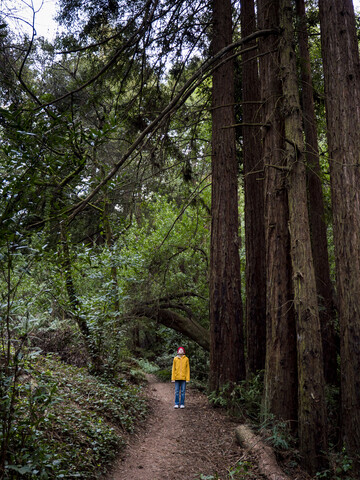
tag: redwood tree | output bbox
[257,0,297,424]
[296,0,338,386]
[319,0,360,461]
[209,0,246,391]
[279,0,327,471]
[241,0,266,375]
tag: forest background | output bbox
[1,0,360,479]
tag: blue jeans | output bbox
[174,380,186,406]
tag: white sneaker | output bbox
[174,405,179,408]
[180,405,185,409]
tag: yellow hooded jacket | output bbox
[171,355,190,381]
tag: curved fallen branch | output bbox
[131,306,210,351]
[235,425,291,480]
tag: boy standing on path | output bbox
[171,347,190,409]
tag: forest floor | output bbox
[105,375,310,480]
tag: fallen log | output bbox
[235,424,291,480]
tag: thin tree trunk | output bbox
[279,1,328,472]
[319,0,360,463]
[209,0,246,391]
[60,223,103,372]
[241,0,266,375]
[257,0,297,424]
[60,223,89,338]
[103,195,120,313]
[296,0,338,386]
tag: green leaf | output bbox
[7,465,33,474]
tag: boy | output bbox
[171,347,190,408]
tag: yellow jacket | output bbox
[171,355,190,381]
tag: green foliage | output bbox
[121,192,210,303]
[0,182,210,376]
[208,371,264,421]
[228,460,255,478]
[1,353,147,479]
[0,230,149,478]
[208,376,296,457]
[0,2,213,380]
[0,348,59,479]
[194,460,257,480]
[315,448,353,480]
[29,318,88,367]
[156,369,172,381]
[261,416,294,451]
[134,358,159,374]
[207,388,229,409]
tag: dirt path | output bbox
[106,375,247,480]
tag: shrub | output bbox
[1,353,147,479]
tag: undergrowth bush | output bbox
[156,368,172,381]
[208,371,264,421]
[195,459,258,479]
[134,358,159,374]
[259,414,295,451]
[1,352,147,479]
[315,447,354,480]
[29,318,89,367]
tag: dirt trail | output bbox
[106,375,244,480]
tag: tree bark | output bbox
[319,0,360,462]
[296,0,338,386]
[241,0,266,375]
[257,0,298,424]
[279,0,328,472]
[209,0,246,391]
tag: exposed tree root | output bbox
[235,424,291,480]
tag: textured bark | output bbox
[132,306,210,351]
[279,1,328,472]
[241,0,266,375]
[209,0,246,391]
[257,0,297,424]
[296,0,338,386]
[319,0,360,461]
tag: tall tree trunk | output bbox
[296,0,338,386]
[279,0,328,472]
[209,0,246,391]
[319,0,360,462]
[257,0,297,424]
[241,0,266,375]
